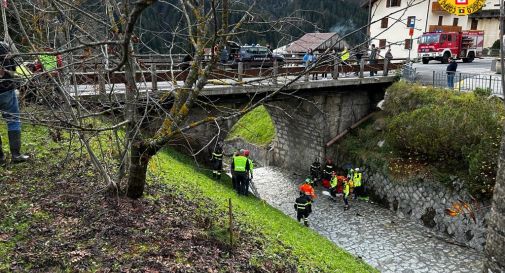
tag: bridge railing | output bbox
[69,57,405,87]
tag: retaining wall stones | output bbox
[367,172,490,251]
[223,138,273,167]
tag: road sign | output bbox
[407,16,416,28]
[437,0,485,16]
[409,28,414,37]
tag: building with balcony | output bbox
[362,0,500,59]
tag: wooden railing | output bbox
[69,58,406,89]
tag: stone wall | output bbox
[367,172,490,251]
[223,138,273,167]
[483,137,505,272]
[265,90,380,172]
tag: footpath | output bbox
[253,167,484,273]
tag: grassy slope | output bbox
[149,149,376,273]
[226,105,275,146]
[0,121,374,272]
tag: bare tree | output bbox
[2,0,420,199]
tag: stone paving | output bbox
[252,167,484,273]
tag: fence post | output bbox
[458,73,462,92]
[333,59,339,80]
[151,63,158,91]
[228,198,234,249]
[359,59,365,78]
[432,70,435,87]
[238,62,243,82]
[273,60,278,85]
[489,75,493,91]
[383,58,389,76]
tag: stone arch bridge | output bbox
[182,77,394,170]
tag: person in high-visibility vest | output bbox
[329,172,338,198]
[230,149,241,192]
[231,149,251,195]
[211,143,223,180]
[294,191,312,227]
[340,46,350,63]
[243,149,254,195]
[353,168,363,199]
[343,179,350,211]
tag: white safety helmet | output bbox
[355,168,360,171]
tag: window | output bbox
[471,19,478,30]
[404,39,411,49]
[379,39,387,49]
[453,18,459,26]
[447,34,452,42]
[438,16,443,26]
[386,0,401,7]
[381,17,389,28]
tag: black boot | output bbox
[0,135,5,165]
[8,130,29,163]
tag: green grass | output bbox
[148,149,377,273]
[226,105,275,146]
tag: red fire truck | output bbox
[417,30,484,64]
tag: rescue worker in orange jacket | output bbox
[299,178,316,200]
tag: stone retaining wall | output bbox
[223,138,273,167]
[367,172,490,251]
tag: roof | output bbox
[285,33,349,53]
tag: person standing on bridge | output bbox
[211,142,223,180]
[231,149,251,196]
[0,42,29,165]
[303,48,317,80]
[446,58,457,89]
[369,44,380,76]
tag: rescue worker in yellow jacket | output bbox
[353,168,363,200]
[343,179,350,211]
[231,150,251,195]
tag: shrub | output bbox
[474,87,492,97]
[384,82,504,197]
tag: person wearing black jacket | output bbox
[294,192,312,227]
[446,58,457,89]
[0,42,29,165]
[211,143,223,179]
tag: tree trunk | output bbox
[483,132,505,272]
[126,142,150,199]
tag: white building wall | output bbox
[368,0,499,59]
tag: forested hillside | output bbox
[138,0,367,53]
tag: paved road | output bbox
[252,167,483,273]
[412,58,494,85]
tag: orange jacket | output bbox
[299,183,316,199]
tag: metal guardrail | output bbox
[402,67,503,97]
[431,71,503,95]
